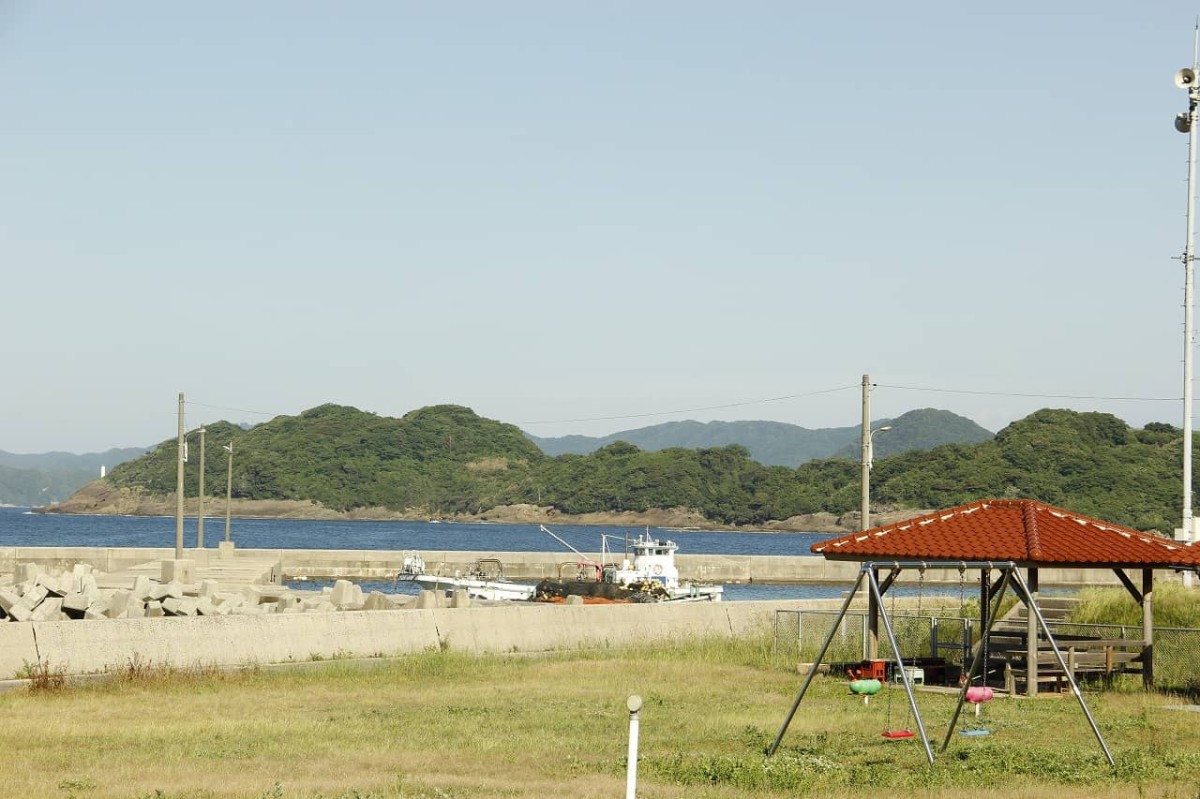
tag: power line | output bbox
[183,380,1186,434]
[518,384,859,426]
[186,400,282,418]
[876,384,1183,403]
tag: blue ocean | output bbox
[0,507,950,602]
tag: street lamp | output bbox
[860,425,892,532]
[223,442,234,544]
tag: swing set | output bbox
[766,560,1114,767]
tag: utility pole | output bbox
[860,374,871,532]
[197,427,206,548]
[1174,34,1200,587]
[175,392,185,560]
[224,441,234,543]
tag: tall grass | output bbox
[1069,582,1200,627]
[0,632,1198,798]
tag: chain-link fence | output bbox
[774,609,1200,692]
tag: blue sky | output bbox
[1,2,1197,452]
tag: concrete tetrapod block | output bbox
[131,575,154,600]
[329,580,356,607]
[6,601,32,622]
[36,573,68,597]
[160,559,195,584]
[30,597,64,622]
[0,587,21,614]
[414,590,440,610]
[62,592,90,618]
[362,591,391,611]
[106,591,131,620]
[23,584,49,608]
[14,563,39,584]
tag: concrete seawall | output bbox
[0,546,1135,586]
[0,599,823,679]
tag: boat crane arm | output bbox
[538,524,602,567]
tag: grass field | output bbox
[4,634,1200,799]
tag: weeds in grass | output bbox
[56,777,96,798]
[19,659,67,693]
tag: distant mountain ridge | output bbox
[526,408,993,466]
[0,447,147,506]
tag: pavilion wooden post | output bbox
[1026,567,1039,697]
[1142,569,1154,689]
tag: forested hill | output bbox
[107,404,544,514]
[527,408,993,466]
[79,403,1191,533]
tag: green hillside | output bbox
[794,409,1184,532]
[108,404,543,515]
[528,409,993,466]
[96,404,1192,533]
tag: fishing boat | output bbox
[535,526,724,603]
[406,530,723,603]
[410,557,537,602]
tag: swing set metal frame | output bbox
[765,560,1114,767]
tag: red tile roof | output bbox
[812,499,1199,569]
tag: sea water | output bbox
[0,506,961,602]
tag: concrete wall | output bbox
[0,600,811,679]
[0,547,1138,586]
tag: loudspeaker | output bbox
[1177,112,1192,134]
[1176,67,1197,89]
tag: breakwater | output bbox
[0,546,1134,586]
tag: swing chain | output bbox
[915,566,925,618]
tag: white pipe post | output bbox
[625,695,642,799]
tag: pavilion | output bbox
[810,498,1200,695]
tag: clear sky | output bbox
[2,2,1199,452]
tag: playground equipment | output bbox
[765,561,1114,767]
[848,676,882,705]
[959,685,994,737]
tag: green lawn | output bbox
[3,634,1199,799]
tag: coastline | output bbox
[39,480,928,535]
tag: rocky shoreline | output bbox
[42,481,927,535]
